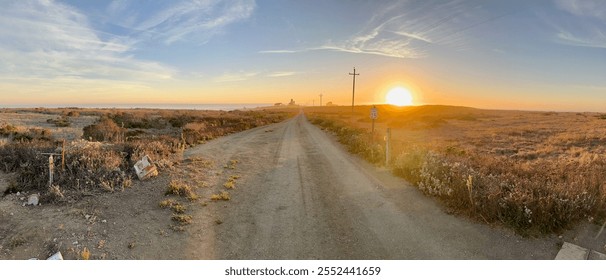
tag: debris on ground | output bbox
[47,251,63,260]
[26,194,39,206]
[134,155,158,180]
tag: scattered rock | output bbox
[85,214,91,220]
[26,194,39,206]
[72,241,78,245]
[101,219,107,223]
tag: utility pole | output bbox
[349,67,359,112]
[319,93,323,107]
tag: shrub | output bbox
[47,116,70,127]
[82,117,125,142]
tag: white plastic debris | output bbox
[134,155,158,180]
[26,194,39,206]
[47,251,63,260]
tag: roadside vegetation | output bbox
[307,105,606,236]
[0,108,292,202]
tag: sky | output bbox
[0,0,605,111]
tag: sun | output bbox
[385,87,413,106]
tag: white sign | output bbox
[370,107,378,120]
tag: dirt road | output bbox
[186,112,559,259]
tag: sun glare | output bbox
[385,87,413,106]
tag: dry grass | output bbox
[165,180,199,201]
[210,191,231,201]
[81,247,90,260]
[171,203,187,214]
[0,107,291,202]
[308,105,606,235]
[223,174,241,189]
[172,214,193,225]
[159,199,176,208]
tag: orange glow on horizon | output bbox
[385,87,414,106]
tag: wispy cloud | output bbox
[107,0,255,45]
[0,0,175,93]
[267,71,296,77]
[0,0,257,98]
[555,29,606,48]
[555,0,606,20]
[260,0,498,59]
[258,50,298,54]
[213,71,258,83]
[549,0,606,48]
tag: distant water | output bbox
[0,103,273,111]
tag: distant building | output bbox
[274,103,283,106]
[288,99,296,106]
[326,101,335,106]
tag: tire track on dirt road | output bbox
[189,113,559,259]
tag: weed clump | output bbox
[159,199,176,208]
[81,247,90,260]
[211,191,231,201]
[223,175,240,189]
[165,180,198,201]
[47,116,71,127]
[171,203,187,214]
[172,214,193,225]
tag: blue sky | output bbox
[0,0,605,111]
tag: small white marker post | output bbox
[41,153,59,188]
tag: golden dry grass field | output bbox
[305,105,606,235]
